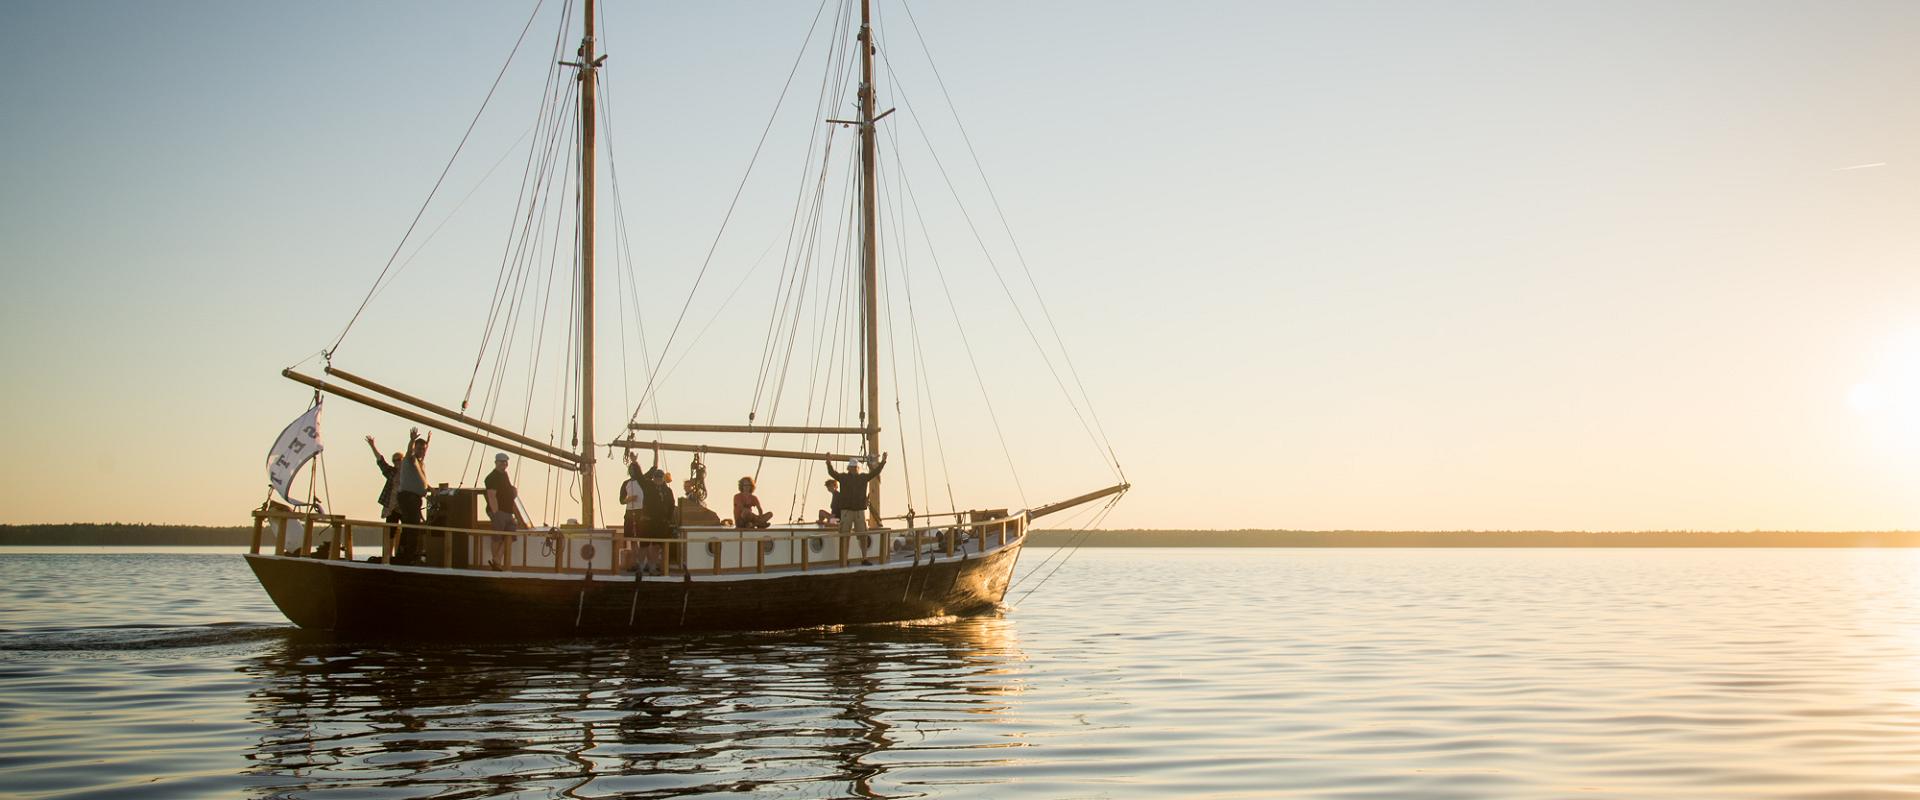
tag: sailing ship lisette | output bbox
[248,0,1127,637]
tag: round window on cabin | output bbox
[706,541,722,558]
[808,537,825,554]
[761,540,776,555]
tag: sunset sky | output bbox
[3,0,1919,531]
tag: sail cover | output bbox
[265,403,324,503]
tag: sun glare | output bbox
[1851,329,1920,449]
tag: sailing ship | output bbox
[246,0,1127,637]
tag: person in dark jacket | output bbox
[641,467,677,571]
[365,436,404,556]
[365,436,402,516]
[825,454,886,563]
[391,430,430,563]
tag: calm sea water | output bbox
[3,548,1920,799]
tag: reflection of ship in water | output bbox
[241,618,1026,797]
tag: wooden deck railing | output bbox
[249,508,1027,579]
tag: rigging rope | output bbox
[1005,509,1101,591]
[750,0,855,424]
[623,0,837,428]
[464,6,578,414]
[897,0,1124,482]
[327,0,551,360]
[1009,493,1122,605]
[756,27,861,488]
[464,76,579,497]
[596,22,666,433]
[894,161,1026,506]
[876,40,1121,486]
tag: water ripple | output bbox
[5,550,1920,797]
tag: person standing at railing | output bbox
[641,467,677,571]
[620,459,653,574]
[392,429,430,564]
[365,436,401,513]
[366,436,403,550]
[826,454,886,565]
[483,452,526,571]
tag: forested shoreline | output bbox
[6,524,1920,547]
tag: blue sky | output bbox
[4,1,1920,530]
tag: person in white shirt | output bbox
[619,459,656,574]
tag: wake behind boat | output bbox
[246,0,1126,637]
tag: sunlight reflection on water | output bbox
[4,549,1920,798]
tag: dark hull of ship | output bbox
[244,541,1022,638]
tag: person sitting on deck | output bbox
[826,454,887,565]
[733,477,773,529]
[817,478,842,527]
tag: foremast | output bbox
[574,0,601,527]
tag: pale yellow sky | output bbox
[2,0,1918,531]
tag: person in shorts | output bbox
[483,452,524,570]
[825,454,886,564]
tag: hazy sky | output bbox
[3,0,1919,531]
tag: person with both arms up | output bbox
[826,453,886,565]
[387,429,430,564]
[364,436,403,550]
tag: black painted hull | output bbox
[244,541,1022,637]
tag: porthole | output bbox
[706,541,722,557]
[761,540,777,555]
[808,537,825,553]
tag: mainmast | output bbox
[858,0,882,521]
[576,0,601,527]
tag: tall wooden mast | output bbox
[577,0,600,527]
[858,0,882,520]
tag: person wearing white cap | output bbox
[825,453,887,564]
[483,452,523,570]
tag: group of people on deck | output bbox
[366,429,431,564]
[620,460,677,575]
[364,430,888,572]
[367,428,527,569]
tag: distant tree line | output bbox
[6,524,1919,548]
[1026,529,1920,547]
[0,523,379,547]
[0,523,256,546]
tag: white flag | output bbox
[266,404,324,503]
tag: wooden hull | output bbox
[244,540,1022,637]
